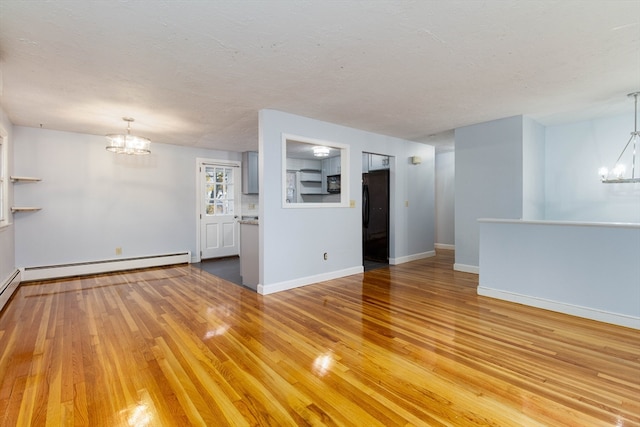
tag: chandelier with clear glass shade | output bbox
[598,92,640,183]
[105,117,151,155]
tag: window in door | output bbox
[205,166,236,216]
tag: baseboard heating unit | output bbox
[21,252,191,282]
[0,269,21,312]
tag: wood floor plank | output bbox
[0,250,638,426]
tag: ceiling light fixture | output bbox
[599,92,640,183]
[313,146,330,157]
[106,117,151,155]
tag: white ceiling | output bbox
[0,1,638,153]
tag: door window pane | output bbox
[204,166,235,216]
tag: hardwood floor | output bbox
[0,250,638,426]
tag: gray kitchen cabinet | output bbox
[362,153,389,172]
[242,151,259,194]
[324,156,341,175]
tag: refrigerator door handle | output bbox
[363,184,370,228]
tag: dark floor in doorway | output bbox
[195,256,242,286]
[364,259,389,272]
[196,256,389,287]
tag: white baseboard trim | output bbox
[478,286,640,330]
[435,243,455,250]
[389,250,436,265]
[21,252,191,282]
[0,269,21,312]
[453,263,479,274]
[258,266,363,295]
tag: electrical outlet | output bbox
[405,200,409,207]
[115,247,122,255]
[350,200,356,208]
[323,252,328,260]
[249,203,256,210]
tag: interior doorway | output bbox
[362,153,390,270]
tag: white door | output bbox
[200,162,240,259]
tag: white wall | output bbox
[479,219,640,329]
[454,116,524,271]
[0,107,16,285]
[258,110,435,294]
[455,112,639,274]
[545,113,640,223]
[435,150,455,246]
[466,111,640,329]
[13,126,240,267]
[522,117,545,220]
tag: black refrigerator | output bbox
[362,169,389,263]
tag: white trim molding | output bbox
[390,250,435,265]
[435,243,455,250]
[478,286,640,330]
[21,252,191,281]
[453,263,479,274]
[258,266,363,295]
[0,269,21,312]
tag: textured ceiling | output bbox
[0,0,639,153]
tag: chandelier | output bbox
[105,117,151,155]
[598,92,640,183]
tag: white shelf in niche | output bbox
[10,176,41,182]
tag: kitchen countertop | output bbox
[239,215,259,225]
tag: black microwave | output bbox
[327,174,341,193]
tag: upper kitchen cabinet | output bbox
[282,135,349,207]
[362,153,390,172]
[242,151,259,194]
[324,155,341,176]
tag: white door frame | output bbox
[195,157,241,263]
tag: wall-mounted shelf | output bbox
[11,207,42,213]
[10,176,42,213]
[10,176,41,182]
